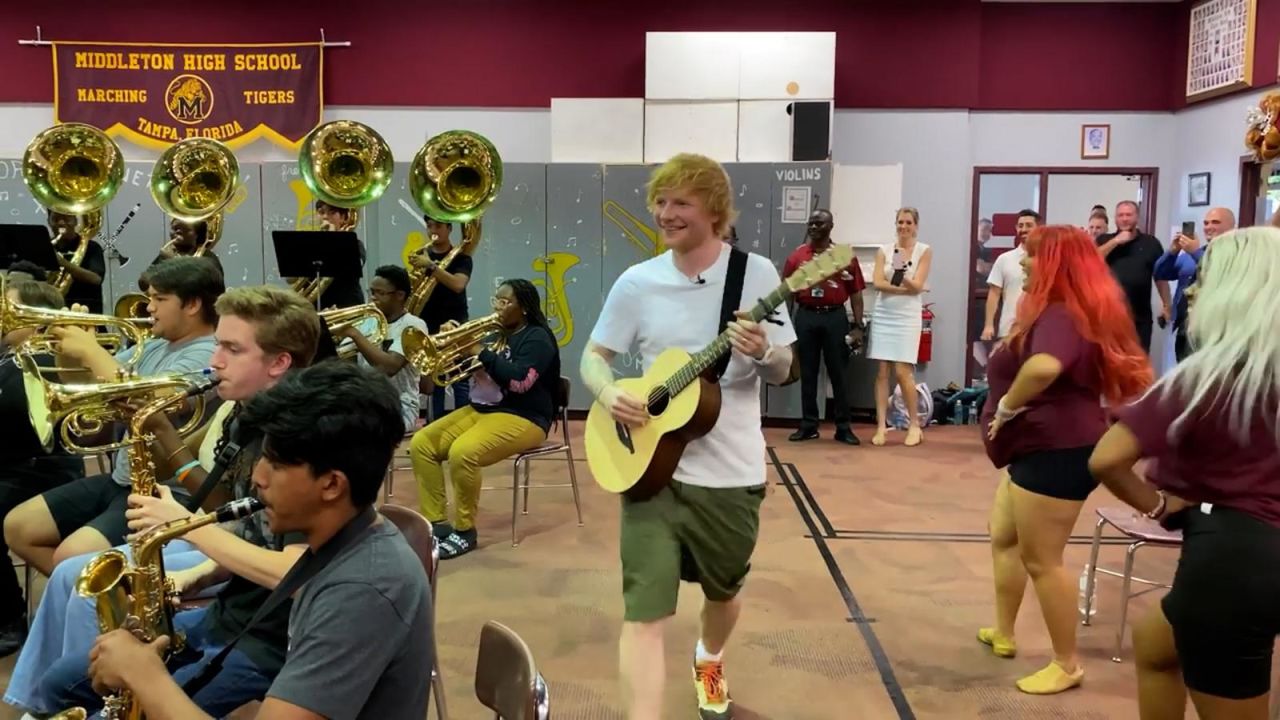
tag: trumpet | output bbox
[319,303,388,361]
[18,350,215,455]
[1,276,149,368]
[405,130,502,317]
[23,123,125,296]
[402,312,506,386]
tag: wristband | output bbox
[172,459,201,483]
[994,397,1025,422]
[1144,489,1167,520]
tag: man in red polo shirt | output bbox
[785,208,865,445]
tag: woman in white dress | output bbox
[869,207,932,447]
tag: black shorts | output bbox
[42,472,132,545]
[1008,446,1097,501]
[1162,506,1280,699]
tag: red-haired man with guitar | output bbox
[580,153,801,720]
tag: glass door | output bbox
[966,173,1040,385]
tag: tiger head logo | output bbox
[164,74,214,125]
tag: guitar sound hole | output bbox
[647,388,670,416]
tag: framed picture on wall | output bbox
[1080,124,1110,160]
[1188,172,1212,206]
[1185,0,1257,102]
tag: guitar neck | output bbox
[664,284,791,395]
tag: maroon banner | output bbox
[52,42,323,150]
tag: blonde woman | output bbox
[1090,226,1280,720]
[869,208,932,446]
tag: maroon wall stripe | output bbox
[0,0,1271,112]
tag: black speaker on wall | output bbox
[788,101,832,162]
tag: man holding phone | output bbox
[1096,200,1169,354]
[1156,207,1234,362]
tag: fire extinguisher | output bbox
[918,303,934,363]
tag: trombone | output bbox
[292,120,393,304]
[405,130,503,316]
[22,123,125,296]
[319,303,388,361]
[402,312,506,386]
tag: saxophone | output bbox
[53,496,264,720]
[52,380,230,720]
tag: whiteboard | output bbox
[737,32,836,100]
[643,100,738,163]
[737,100,793,162]
[550,98,644,163]
[830,163,904,248]
[645,33,741,100]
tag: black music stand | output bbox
[271,230,363,309]
[0,224,59,277]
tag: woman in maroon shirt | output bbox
[978,225,1151,694]
[1090,227,1280,720]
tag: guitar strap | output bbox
[711,246,749,381]
[180,505,378,696]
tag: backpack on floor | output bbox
[888,382,934,430]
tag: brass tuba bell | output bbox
[298,119,394,214]
[292,121,393,303]
[409,130,502,224]
[22,123,124,295]
[151,137,239,260]
[404,130,502,316]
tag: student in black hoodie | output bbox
[409,278,560,559]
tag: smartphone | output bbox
[1181,220,1196,236]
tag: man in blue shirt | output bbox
[1155,207,1233,362]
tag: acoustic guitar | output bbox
[585,245,855,500]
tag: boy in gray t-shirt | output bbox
[271,521,432,718]
[85,362,433,720]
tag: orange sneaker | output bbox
[693,657,733,719]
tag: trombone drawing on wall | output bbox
[603,200,664,258]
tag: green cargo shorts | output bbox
[619,481,767,623]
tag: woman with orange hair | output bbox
[977,225,1152,694]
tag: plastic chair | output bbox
[1082,506,1183,662]
[379,504,448,720]
[489,377,583,547]
[474,621,550,720]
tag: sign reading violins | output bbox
[52,42,323,150]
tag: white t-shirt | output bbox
[987,246,1026,338]
[353,312,428,430]
[591,244,797,489]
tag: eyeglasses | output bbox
[490,297,512,309]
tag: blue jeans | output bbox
[41,606,271,718]
[4,543,211,715]
[430,377,471,420]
